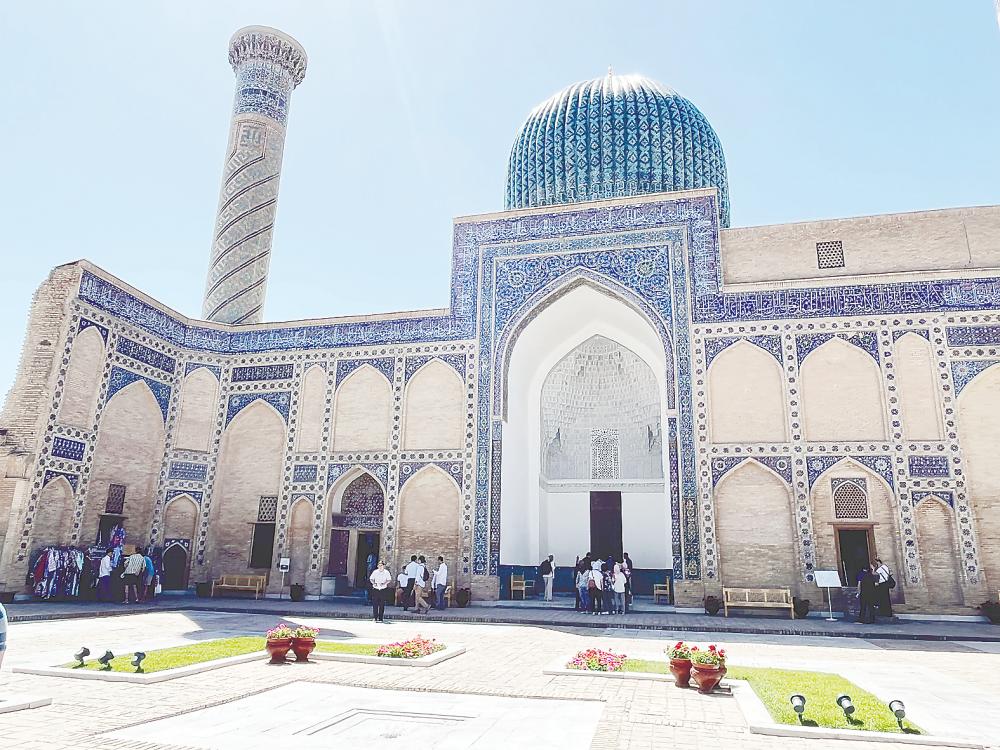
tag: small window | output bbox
[106,484,126,514]
[257,495,278,523]
[591,428,621,481]
[249,522,275,568]
[833,479,869,519]
[816,240,845,269]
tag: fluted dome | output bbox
[506,73,730,226]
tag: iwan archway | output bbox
[498,281,676,595]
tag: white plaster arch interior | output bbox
[500,281,673,568]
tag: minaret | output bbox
[202,26,307,325]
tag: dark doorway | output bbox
[353,532,380,589]
[589,491,623,561]
[161,544,189,590]
[96,513,125,545]
[836,528,873,585]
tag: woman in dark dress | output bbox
[857,563,878,624]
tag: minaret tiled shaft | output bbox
[202,26,307,325]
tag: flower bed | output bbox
[375,636,445,659]
[566,648,627,672]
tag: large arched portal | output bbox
[500,282,673,584]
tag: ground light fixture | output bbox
[131,652,146,673]
[889,699,906,727]
[97,650,115,670]
[74,647,90,667]
[789,694,806,716]
[836,694,855,716]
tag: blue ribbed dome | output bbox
[506,73,730,226]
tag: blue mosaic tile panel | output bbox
[233,59,292,125]
[107,367,171,422]
[168,461,208,482]
[398,461,464,491]
[951,360,999,394]
[912,491,954,508]
[328,463,389,492]
[231,363,294,382]
[338,473,385,530]
[711,455,792,486]
[704,335,782,367]
[946,325,1000,347]
[51,437,85,462]
[43,470,78,492]
[806,455,893,489]
[78,318,108,343]
[335,358,395,387]
[292,464,318,483]
[667,418,681,579]
[165,489,203,505]
[225,391,290,426]
[908,455,950,477]
[795,332,879,363]
[831,476,867,494]
[116,337,176,374]
[404,354,466,382]
[184,362,222,380]
[710,456,745,485]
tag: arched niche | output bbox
[83,380,166,547]
[708,341,787,443]
[714,460,798,589]
[322,469,386,585]
[162,494,198,541]
[801,338,886,442]
[32,476,75,548]
[297,365,326,452]
[395,465,460,574]
[914,496,963,606]
[173,368,219,452]
[58,326,105,428]
[895,333,943,440]
[286,497,313,586]
[403,360,464,450]
[332,365,391,451]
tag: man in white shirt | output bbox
[433,556,448,610]
[395,570,409,607]
[122,551,146,605]
[98,549,114,602]
[412,555,430,614]
[368,560,392,623]
[402,555,420,611]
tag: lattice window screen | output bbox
[590,428,621,481]
[816,240,845,269]
[257,495,278,522]
[833,480,869,519]
[105,484,126,514]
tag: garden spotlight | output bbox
[74,647,90,667]
[836,694,855,716]
[789,694,806,715]
[889,699,906,726]
[131,651,146,673]
[97,650,114,670]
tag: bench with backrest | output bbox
[211,574,267,600]
[722,587,795,618]
[509,574,535,600]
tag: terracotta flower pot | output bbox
[690,663,727,694]
[266,637,292,664]
[669,658,692,687]
[290,636,316,662]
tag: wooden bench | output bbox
[653,581,672,604]
[510,574,535,600]
[723,587,794,618]
[211,574,267,599]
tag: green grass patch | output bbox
[613,660,920,734]
[313,642,381,656]
[63,636,265,673]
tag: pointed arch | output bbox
[58,325,106,428]
[914,495,963,605]
[207,398,286,577]
[713,459,797,588]
[83,379,165,547]
[286,496,313,585]
[162,493,198,541]
[708,340,787,443]
[396,464,460,571]
[957,363,1000,587]
[895,332,943,440]
[297,365,326,452]
[332,364,391,451]
[801,337,887,441]
[809,457,902,585]
[403,359,465,450]
[174,367,219,452]
[31,476,75,548]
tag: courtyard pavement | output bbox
[1,605,999,749]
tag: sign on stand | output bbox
[813,570,843,621]
[278,557,290,599]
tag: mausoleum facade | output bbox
[1,26,998,611]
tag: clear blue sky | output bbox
[1,2,998,397]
